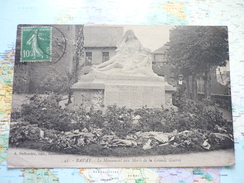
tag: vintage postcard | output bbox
[8,25,234,168]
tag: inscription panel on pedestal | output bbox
[104,84,165,108]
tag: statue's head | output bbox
[123,29,137,42]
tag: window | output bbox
[85,52,92,66]
[102,52,109,62]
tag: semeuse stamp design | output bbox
[21,27,52,62]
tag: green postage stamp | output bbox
[21,27,52,62]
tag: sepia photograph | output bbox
[8,25,234,168]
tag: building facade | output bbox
[80,26,123,75]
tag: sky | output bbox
[123,25,174,52]
[83,24,174,52]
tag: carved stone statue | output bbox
[72,26,176,111]
[92,29,157,76]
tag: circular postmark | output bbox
[51,26,67,63]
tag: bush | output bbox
[70,105,104,132]
[39,73,70,94]
[17,94,231,139]
[103,105,134,138]
[10,94,233,155]
[134,107,178,132]
[20,93,73,131]
[11,109,21,121]
[9,122,42,146]
[176,98,230,131]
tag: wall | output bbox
[13,25,83,94]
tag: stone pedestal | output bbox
[104,81,165,108]
[71,71,175,109]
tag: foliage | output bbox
[134,107,164,131]
[134,107,177,132]
[166,26,229,75]
[10,109,21,121]
[70,105,104,132]
[20,93,73,131]
[166,26,229,98]
[10,93,233,155]
[39,72,69,94]
[9,122,42,146]
[10,123,233,156]
[178,98,229,131]
[103,105,134,138]
[17,93,231,134]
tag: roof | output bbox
[84,26,124,47]
[153,44,169,54]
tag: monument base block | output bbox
[71,71,175,109]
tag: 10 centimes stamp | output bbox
[21,27,52,62]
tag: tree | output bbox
[166,26,229,99]
[72,25,84,83]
